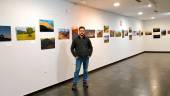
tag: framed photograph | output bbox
[161,29,166,36]
[58,28,70,40]
[0,26,11,41]
[16,26,35,40]
[110,30,115,37]
[41,37,55,50]
[72,26,79,39]
[153,35,160,39]
[104,35,109,43]
[145,32,152,35]
[85,29,95,38]
[40,19,54,32]
[153,28,160,32]
[96,30,103,38]
[104,25,109,33]
[129,35,132,40]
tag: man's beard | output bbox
[80,33,85,37]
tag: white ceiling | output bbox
[66,0,170,20]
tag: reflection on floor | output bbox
[27,53,170,96]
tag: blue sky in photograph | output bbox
[40,19,54,26]
[0,26,11,38]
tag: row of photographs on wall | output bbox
[0,25,143,41]
[145,28,170,39]
[0,20,143,50]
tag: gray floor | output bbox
[27,53,170,96]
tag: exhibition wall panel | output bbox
[143,17,170,51]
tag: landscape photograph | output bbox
[0,26,11,41]
[16,27,35,40]
[40,19,54,32]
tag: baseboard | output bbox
[24,51,144,96]
[145,51,170,53]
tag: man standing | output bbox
[71,26,93,90]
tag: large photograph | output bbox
[40,19,54,32]
[16,27,35,40]
[0,26,11,41]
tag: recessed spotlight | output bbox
[167,12,170,15]
[113,2,120,7]
[138,12,143,15]
[148,4,152,7]
[80,0,86,4]
[151,17,155,19]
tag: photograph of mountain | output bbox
[85,29,95,38]
[40,19,54,32]
[58,28,70,40]
[96,30,103,38]
[41,37,55,50]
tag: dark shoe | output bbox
[83,81,88,88]
[72,84,77,91]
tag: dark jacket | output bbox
[71,36,93,58]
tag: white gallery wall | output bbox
[143,16,170,51]
[0,0,144,96]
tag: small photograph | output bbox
[110,30,115,37]
[153,35,160,39]
[129,35,132,40]
[161,29,166,36]
[16,27,35,40]
[145,32,152,35]
[72,26,79,39]
[141,32,144,36]
[122,30,125,38]
[85,29,95,38]
[168,30,170,34]
[124,30,128,36]
[129,27,132,33]
[104,35,109,43]
[41,37,55,50]
[40,19,54,32]
[136,31,140,36]
[104,25,109,33]
[58,28,70,40]
[0,26,11,41]
[153,28,160,32]
[96,30,103,38]
[132,31,137,36]
[115,32,122,37]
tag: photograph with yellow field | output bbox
[40,19,54,32]
[16,27,35,40]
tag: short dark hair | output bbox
[79,26,85,30]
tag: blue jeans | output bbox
[73,57,89,84]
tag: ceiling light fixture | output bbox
[148,4,152,7]
[80,0,86,4]
[138,12,143,15]
[113,2,120,7]
[151,17,155,19]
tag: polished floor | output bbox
[27,53,170,96]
